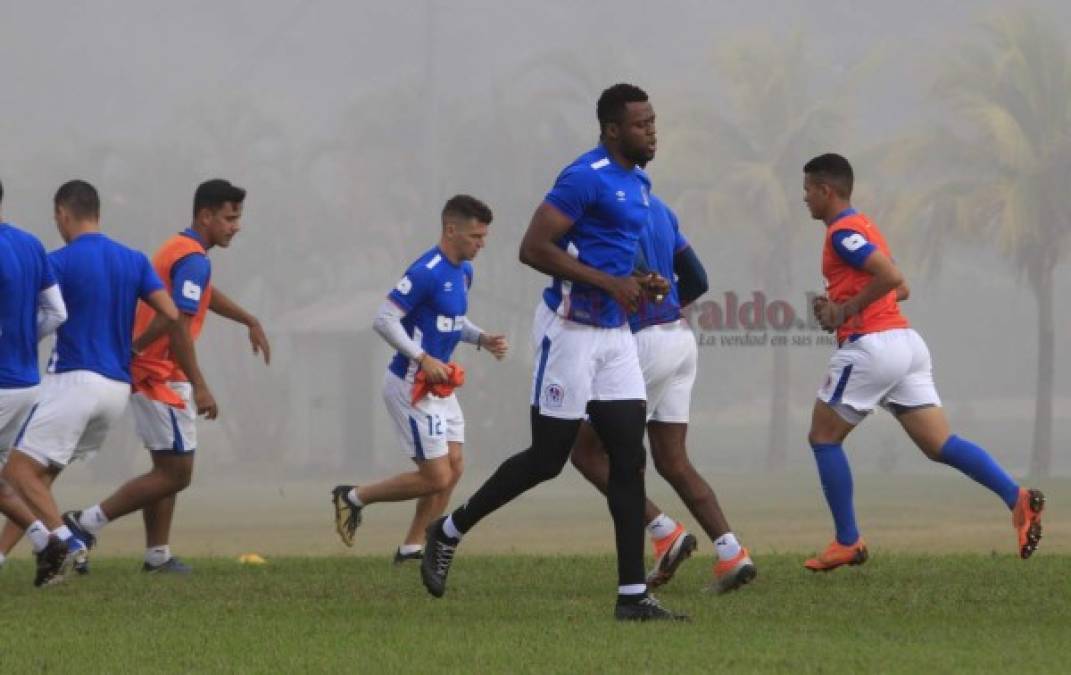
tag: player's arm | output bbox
[819,250,904,330]
[673,246,709,307]
[168,313,217,419]
[519,202,643,312]
[459,317,508,361]
[35,284,67,340]
[372,300,451,383]
[895,281,910,302]
[209,288,270,365]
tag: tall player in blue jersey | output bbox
[570,193,757,594]
[0,179,68,571]
[331,195,508,563]
[1,181,179,587]
[421,84,686,622]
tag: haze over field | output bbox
[2,1,1068,507]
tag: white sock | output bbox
[714,532,742,561]
[399,543,422,555]
[53,525,73,542]
[26,520,50,553]
[618,583,646,596]
[442,515,462,541]
[646,513,678,540]
[80,504,109,534]
[145,545,171,567]
[346,488,364,508]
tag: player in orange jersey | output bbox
[62,179,270,573]
[801,153,1043,571]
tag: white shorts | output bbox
[382,371,464,461]
[636,320,697,423]
[817,328,942,425]
[530,301,646,420]
[0,386,39,462]
[131,381,197,453]
[15,370,130,467]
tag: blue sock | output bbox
[810,443,860,545]
[939,435,1019,509]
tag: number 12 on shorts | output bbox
[426,414,443,437]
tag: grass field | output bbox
[1,553,1068,673]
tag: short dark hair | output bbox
[441,194,493,226]
[193,179,246,217]
[597,83,649,134]
[54,180,100,220]
[804,153,854,198]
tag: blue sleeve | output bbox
[139,254,165,300]
[170,253,212,315]
[543,166,598,222]
[38,240,57,289]
[387,263,434,312]
[669,210,689,253]
[674,246,708,307]
[831,229,876,269]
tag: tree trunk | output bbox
[1029,263,1054,479]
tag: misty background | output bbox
[2,0,1069,499]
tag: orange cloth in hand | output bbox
[131,357,186,409]
[411,362,466,405]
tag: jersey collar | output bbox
[828,207,858,226]
[181,227,208,248]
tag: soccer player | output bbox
[569,192,757,593]
[421,84,687,622]
[801,153,1044,570]
[63,179,270,574]
[0,180,179,586]
[0,178,68,571]
[331,195,507,564]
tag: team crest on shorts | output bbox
[543,383,565,409]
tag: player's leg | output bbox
[569,422,665,528]
[886,330,1042,557]
[399,441,463,563]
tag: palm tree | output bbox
[883,10,1070,478]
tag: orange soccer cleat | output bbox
[1012,488,1045,559]
[804,538,868,572]
[712,548,757,594]
[646,523,697,588]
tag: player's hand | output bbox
[814,296,845,332]
[605,275,644,313]
[480,333,509,360]
[637,272,669,303]
[419,354,452,384]
[248,319,271,365]
[193,385,219,420]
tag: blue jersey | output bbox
[542,145,652,328]
[386,246,473,380]
[630,196,689,332]
[0,223,57,388]
[48,233,164,383]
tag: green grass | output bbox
[1,553,1067,673]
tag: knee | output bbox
[532,455,566,482]
[652,453,689,483]
[157,464,193,492]
[428,471,453,493]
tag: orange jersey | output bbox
[132,233,212,385]
[821,209,908,343]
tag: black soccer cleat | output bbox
[393,547,423,566]
[34,537,69,588]
[143,557,193,574]
[421,516,458,598]
[614,594,690,622]
[62,510,96,574]
[331,485,363,547]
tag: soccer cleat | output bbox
[143,557,193,574]
[33,537,69,587]
[646,524,697,588]
[421,516,457,598]
[62,510,96,575]
[1012,488,1045,559]
[614,595,690,622]
[711,548,757,594]
[804,539,868,572]
[393,547,423,565]
[331,485,363,547]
